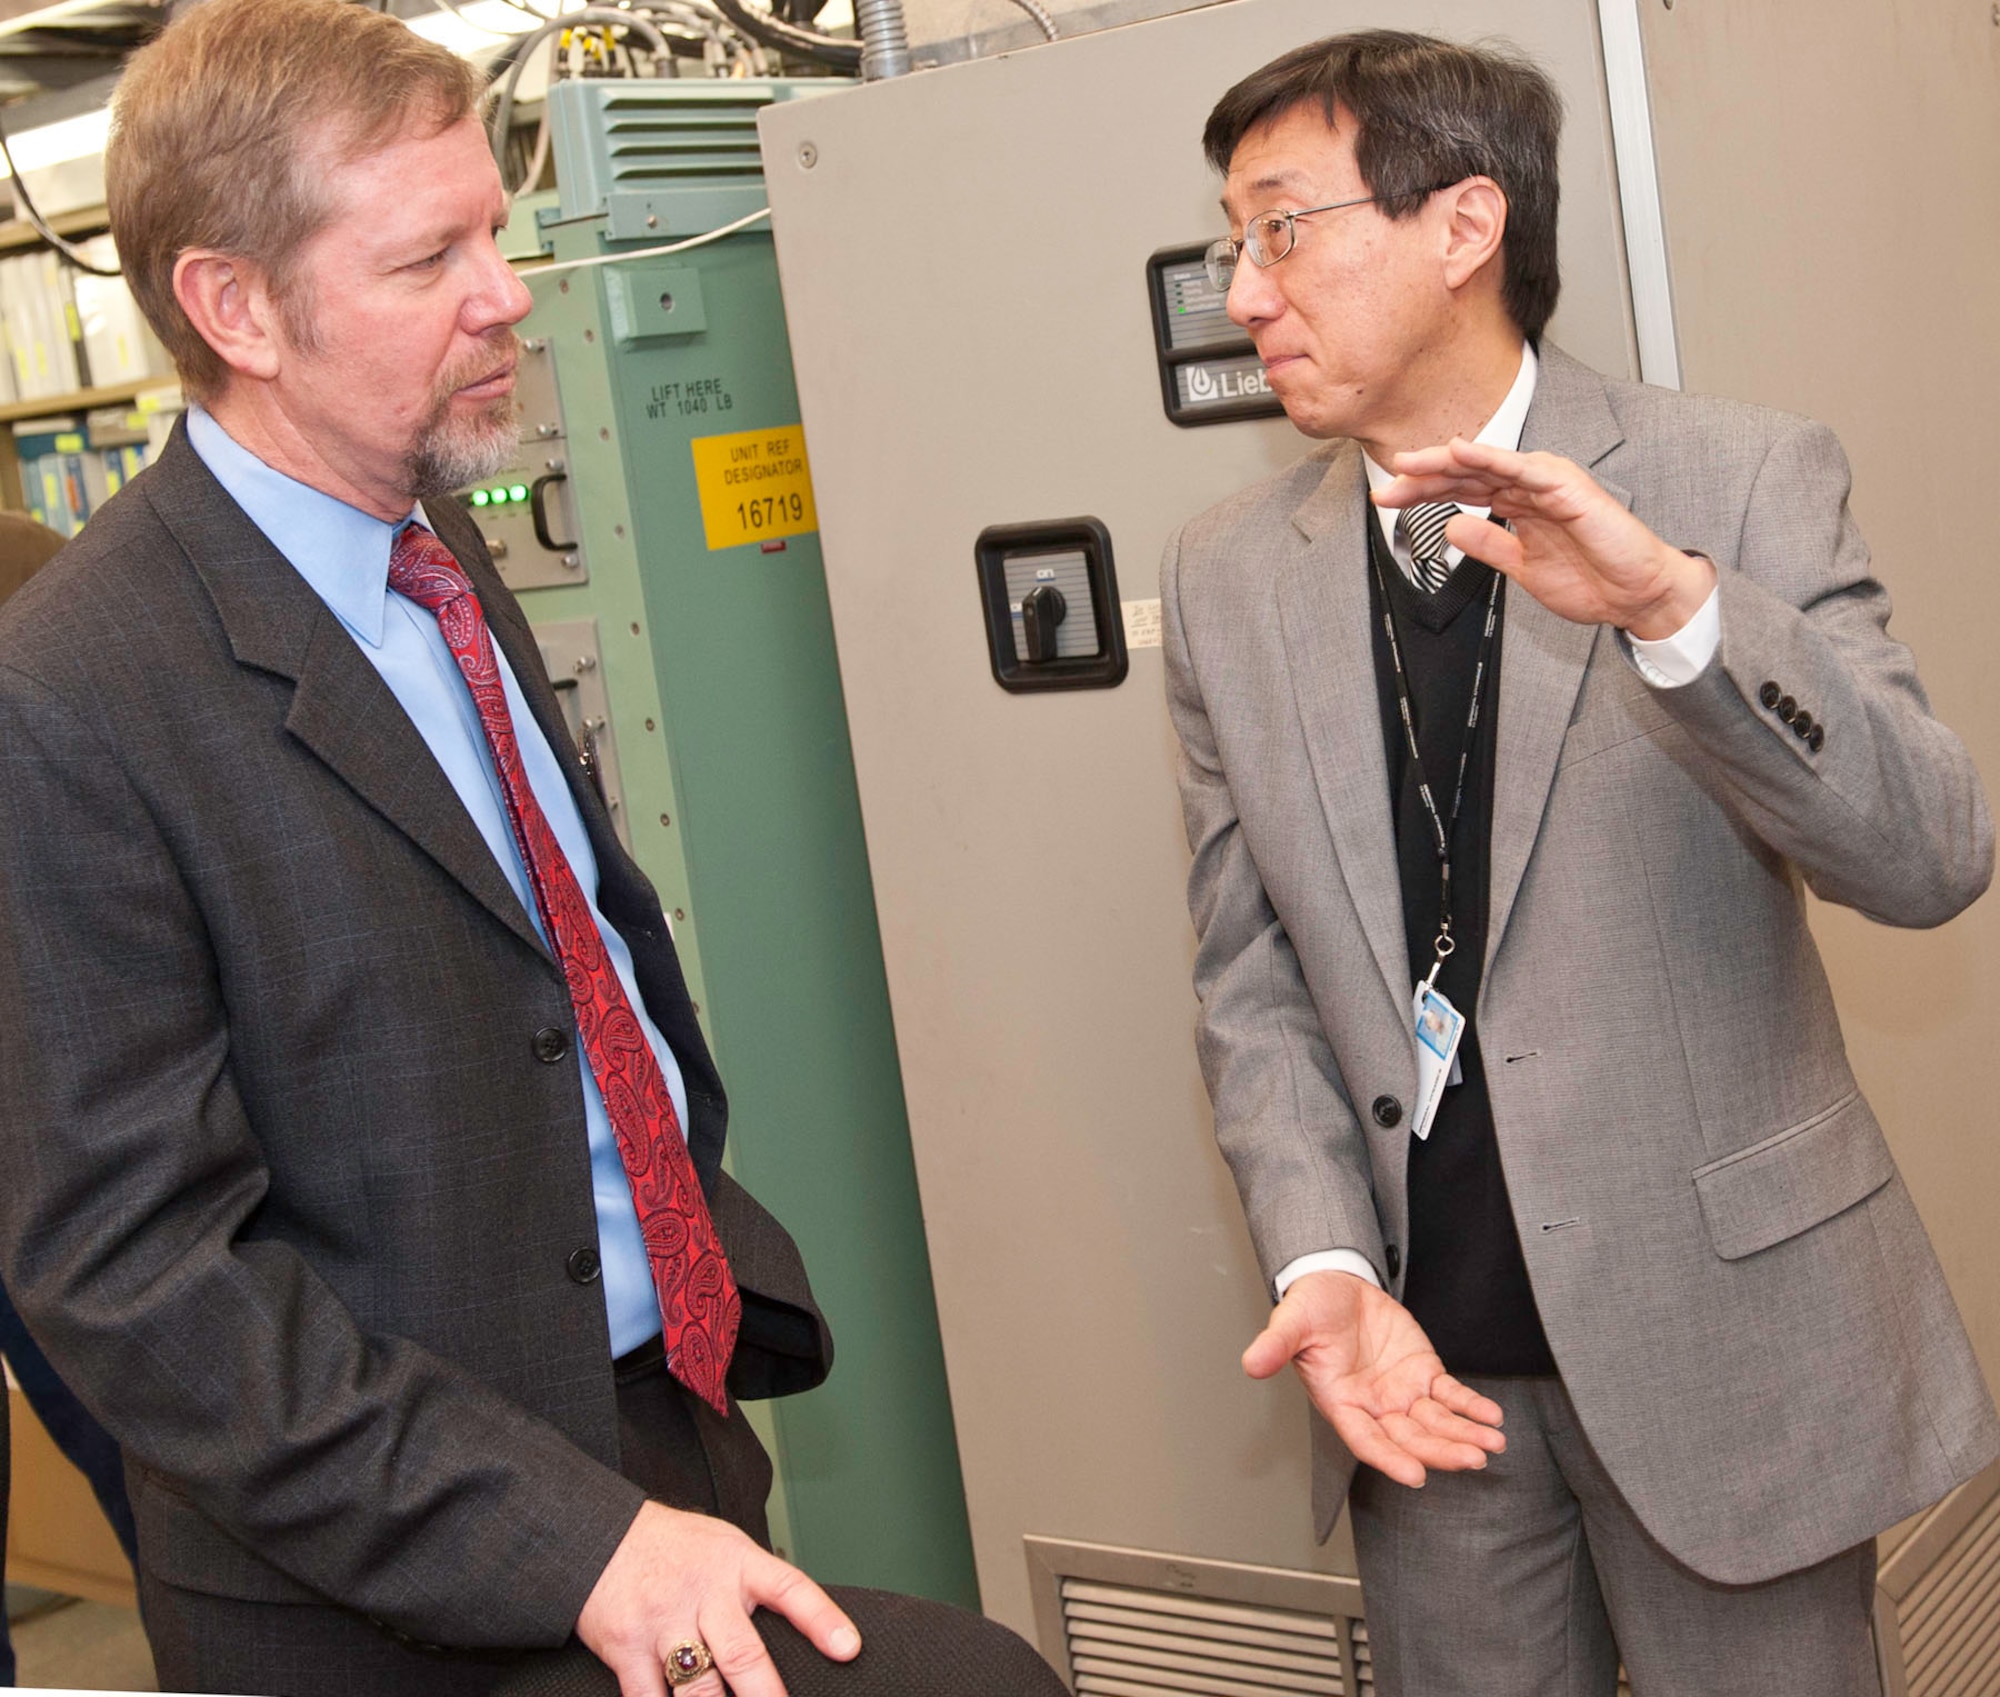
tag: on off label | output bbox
[688,425,819,551]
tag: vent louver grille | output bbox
[548,79,826,228]
[1061,1579,1368,1696]
[1895,1482,2000,1696]
[1026,1541,1371,1697]
[598,96,772,188]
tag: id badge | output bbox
[1409,981,1466,1141]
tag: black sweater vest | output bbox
[1366,513,1556,1378]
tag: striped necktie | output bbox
[388,523,740,1414]
[1396,502,1461,595]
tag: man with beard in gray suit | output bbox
[0,3,1064,1696]
[1164,31,1996,1696]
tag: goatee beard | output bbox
[403,333,523,500]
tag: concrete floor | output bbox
[5,1584,157,1692]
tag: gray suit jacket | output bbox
[0,424,831,1647]
[1162,344,1999,1584]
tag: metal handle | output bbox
[530,473,576,553]
[1021,584,1068,663]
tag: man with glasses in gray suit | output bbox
[1164,30,1995,1695]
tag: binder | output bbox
[73,235,168,386]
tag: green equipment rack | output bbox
[486,77,978,1608]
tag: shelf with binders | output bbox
[0,375,168,424]
[0,210,183,526]
[0,234,174,401]
[6,387,182,535]
[0,204,115,257]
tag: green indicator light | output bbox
[470,489,489,506]
[489,488,508,504]
[509,484,529,503]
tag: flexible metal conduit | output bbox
[854,0,910,79]
[1010,0,1060,42]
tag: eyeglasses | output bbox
[1203,194,1380,293]
[1205,179,1464,292]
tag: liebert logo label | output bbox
[1180,358,1273,407]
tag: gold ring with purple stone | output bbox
[664,1639,714,1687]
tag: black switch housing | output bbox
[975,517,1129,694]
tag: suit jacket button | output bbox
[566,1247,601,1285]
[532,1026,570,1063]
[1792,709,1814,740]
[1371,1095,1402,1128]
[1808,723,1825,753]
[1776,694,1798,724]
[1758,681,1781,710]
[1385,1244,1402,1279]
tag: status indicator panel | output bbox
[1145,244,1286,428]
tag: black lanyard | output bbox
[1370,551,1503,986]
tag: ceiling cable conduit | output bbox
[488,6,674,180]
[705,0,859,69]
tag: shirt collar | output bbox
[185,404,420,649]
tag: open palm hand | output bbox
[1244,1270,1506,1487]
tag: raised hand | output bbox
[1376,437,1714,641]
[577,1501,861,1697]
[1243,1270,1506,1488]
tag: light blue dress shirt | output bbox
[188,406,676,1357]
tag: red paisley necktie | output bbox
[389,523,739,1414]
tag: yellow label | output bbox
[687,425,818,552]
[55,433,84,453]
[64,304,81,341]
